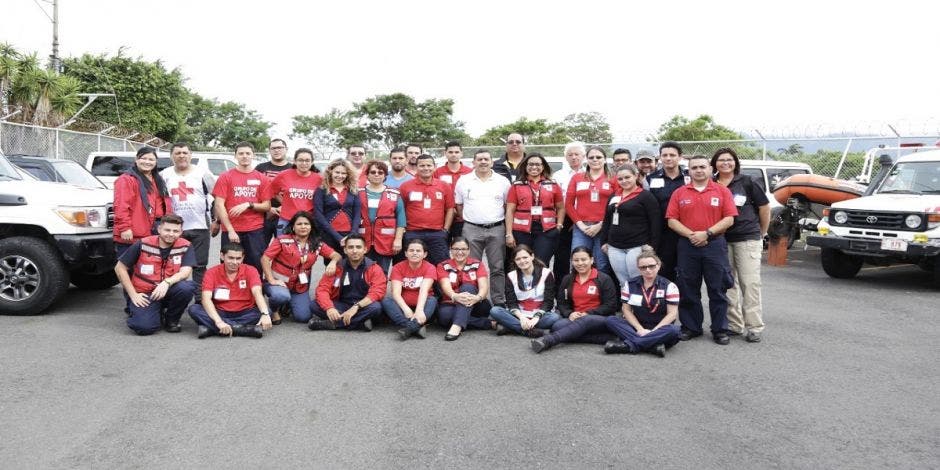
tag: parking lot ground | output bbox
[1,246,938,468]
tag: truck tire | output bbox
[0,237,69,315]
[70,270,119,290]
[820,247,863,279]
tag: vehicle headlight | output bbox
[55,206,108,228]
[905,214,922,229]
[833,211,848,224]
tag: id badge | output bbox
[587,285,597,295]
[628,294,643,306]
[139,264,154,275]
[612,212,620,225]
[423,198,431,209]
[734,194,747,206]
[172,255,182,265]
[590,190,599,202]
[214,288,230,300]
[531,206,543,216]
[650,178,665,189]
[440,175,452,184]
[449,272,458,283]
[409,191,423,201]
[368,198,380,208]
[298,272,309,284]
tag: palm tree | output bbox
[10,53,40,122]
[0,43,21,116]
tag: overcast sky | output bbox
[3,0,938,143]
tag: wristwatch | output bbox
[706,229,715,238]
[260,311,270,316]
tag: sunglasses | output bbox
[638,264,658,271]
[587,155,605,160]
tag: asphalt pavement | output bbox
[1,243,938,469]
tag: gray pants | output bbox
[461,222,506,305]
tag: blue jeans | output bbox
[436,284,493,330]
[572,224,609,273]
[274,218,290,237]
[676,237,734,335]
[607,245,643,287]
[605,316,681,352]
[381,296,438,327]
[489,306,561,335]
[126,281,195,335]
[310,300,381,329]
[263,283,313,323]
[548,315,615,345]
[188,304,261,333]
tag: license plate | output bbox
[881,238,908,251]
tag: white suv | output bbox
[87,151,237,188]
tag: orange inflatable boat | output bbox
[772,174,866,205]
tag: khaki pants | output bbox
[726,239,764,333]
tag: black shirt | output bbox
[719,174,769,242]
[646,168,689,232]
[599,190,662,251]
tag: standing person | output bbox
[113,146,171,257]
[310,234,387,332]
[505,153,565,266]
[256,138,294,245]
[493,132,526,181]
[646,142,688,281]
[566,146,618,275]
[712,148,769,343]
[260,211,340,324]
[599,163,661,285]
[612,148,633,166]
[530,247,620,353]
[433,141,472,241]
[359,160,405,273]
[666,154,738,345]
[114,214,196,335]
[400,154,454,265]
[270,148,322,237]
[454,150,511,306]
[634,150,657,189]
[553,141,586,283]
[386,147,414,189]
[490,244,561,337]
[604,247,681,357]
[405,144,423,175]
[436,237,493,341]
[212,142,272,273]
[313,159,361,254]
[382,239,439,340]
[160,142,216,299]
[188,243,273,339]
[345,144,368,189]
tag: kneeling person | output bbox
[115,214,196,335]
[188,243,273,338]
[310,234,387,331]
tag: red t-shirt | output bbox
[665,181,739,231]
[433,164,472,188]
[391,260,437,307]
[565,172,619,223]
[400,178,455,230]
[270,170,321,221]
[212,168,272,232]
[202,263,262,313]
[570,268,602,313]
[436,258,488,301]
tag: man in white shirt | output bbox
[160,142,217,301]
[552,141,586,282]
[454,150,511,305]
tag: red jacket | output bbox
[359,187,401,256]
[130,235,190,294]
[113,172,171,242]
[315,259,387,310]
[263,235,334,293]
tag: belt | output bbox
[465,220,504,229]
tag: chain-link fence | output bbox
[0,121,156,163]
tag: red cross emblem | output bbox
[171,181,195,201]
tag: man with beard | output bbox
[386,147,413,189]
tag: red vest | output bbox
[359,187,400,256]
[269,235,322,294]
[131,235,190,294]
[510,180,559,233]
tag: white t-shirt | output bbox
[160,166,214,231]
[454,171,510,225]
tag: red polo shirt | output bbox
[391,260,438,307]
[565,172,620,223]
[665,180,739,231]
[570,268,603,312]
[202,263,262,313]
[400,177,455,230]
[433,164,473,187]
[270,170,321,221]
[212,169,273,232]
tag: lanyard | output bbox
[529,180,542,206]
[641,283,660,314]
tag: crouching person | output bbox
[115,214,196,335]
[310,234,386,331]
[188,243,273,338]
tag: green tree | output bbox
[560,112,612,143]
[177,93,272,151]
[655,114,742,142]
[0,43,20,116]
[348,93,467,149]
[62,51,189,140]
[290,108,350,160]
[475,117,565,146]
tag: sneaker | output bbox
[415,325,428,339]
[727,330,743,337]
[397,327,411,340]
[495,324,510,336]
[531,338,548,354]
[745,331,762,343]
[362,319,373,332]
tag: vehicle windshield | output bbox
[878,162,940,195]
[53,160,107,189]
[0,155,24,180]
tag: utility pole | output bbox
[51,0,61,72]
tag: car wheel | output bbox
[0,237,69,315]
[820,247,863,279]
[70,270,119,290]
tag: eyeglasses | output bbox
[368,170,385,175]
[269,146,286,150]
[638,264,658,271]
[349,151,365,156]
[507,140,523,145]
[451,247,470,252]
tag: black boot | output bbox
[231,324,263,338]
[308,318,337,331]
[531,334,557,354]
[397,319,420,340]
[604,340,634,354]
[523,328,547,338]
[197,325,214,339]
